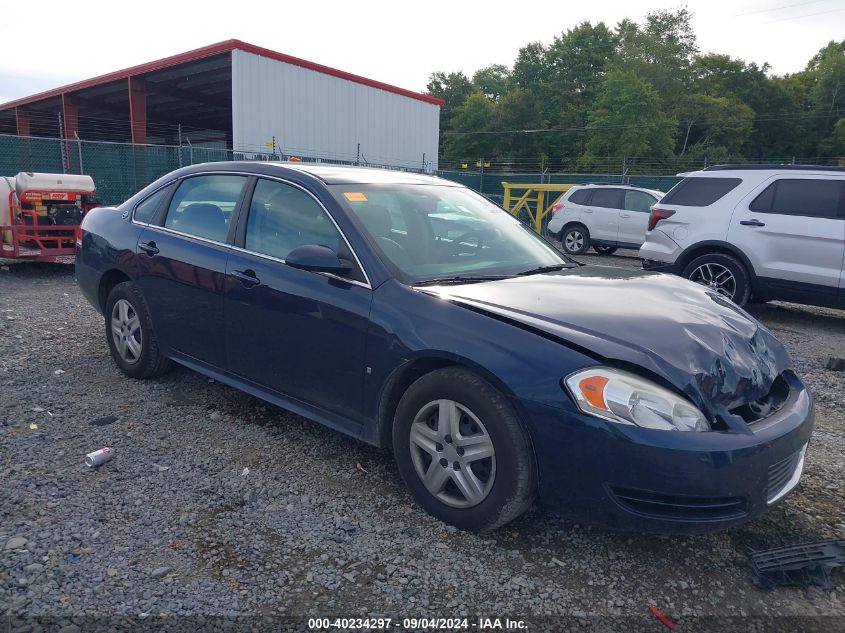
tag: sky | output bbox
[1,0,843,105]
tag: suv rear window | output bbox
[749,179,843,218]
[568,189,592,205]
[661,177,742,207]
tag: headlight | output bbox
[564,367,709,432]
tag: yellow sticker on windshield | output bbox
[344,192,368,202]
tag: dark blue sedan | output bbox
[76,162,814,532]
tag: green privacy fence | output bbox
[0,133,682,206]
[435,170,682,202]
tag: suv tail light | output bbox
[648,208,675,231]
[552,203,564,215]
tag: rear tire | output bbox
[592,245,617,255]
[104,281,172,379]
[682,253,751,306]
[561,224,590,255]
[392,367,536,531]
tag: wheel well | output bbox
[377,358,456,449]
[98,269,131,312]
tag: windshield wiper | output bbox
[413,275,509,287]
[516,264,574,276]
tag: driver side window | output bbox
[244,179,342,261]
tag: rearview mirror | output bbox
[286,244,352,275]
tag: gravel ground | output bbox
[1,257,843,632]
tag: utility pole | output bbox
[178,124,183,167]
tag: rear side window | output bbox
[164,175,247,242]
[661,177,742,206]
[590,188,623,209]
[133,186,168,224]
[749,179,843,218]
[567,189,592,205]
[624,190,658,213]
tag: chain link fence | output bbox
[1,133,684,207]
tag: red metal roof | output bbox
[0,39,445,110]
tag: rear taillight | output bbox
[648,208,675,231]
[552,203,564,215]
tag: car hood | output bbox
[420,266,791,419]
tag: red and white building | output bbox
[0,40,443,170]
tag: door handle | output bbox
[584,208,593,213]
[231,269,260,288]
[739,219,766,227]
[620,213,631,218]
[138,240,159,255]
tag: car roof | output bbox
[174,161,462,186]
[679,164,845,177]
[261,162,459,185]
[569,183,664,196]
[703,163,845,173]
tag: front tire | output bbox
[560,225,590,255]
[104,281,172,379]
[682,253,751,306]
[392,367,536,531]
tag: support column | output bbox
[61,94,80,172]
[61,94,78,139]
[15,107,30,136]
[128,76,147,145]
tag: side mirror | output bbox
[286,244,352,275]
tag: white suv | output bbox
[547,184,663,255]
[639,165,845,308]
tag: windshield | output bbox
[330,183,569,284]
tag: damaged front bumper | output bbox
[526,373,814,534]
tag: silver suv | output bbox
[639,165,845,308]
[547,184,663,255]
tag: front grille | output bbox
[730,373,791,424]
[767,445,807,505]
[609,486,747,522]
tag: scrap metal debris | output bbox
[647,603,678,630]
[355,462,368,474]
[750,540,845,589]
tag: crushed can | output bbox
[85,447,114,468]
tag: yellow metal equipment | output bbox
[502,182,576,234]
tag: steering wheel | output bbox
[450,230,492,256]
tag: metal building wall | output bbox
[231,50,439,170]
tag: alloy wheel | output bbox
[564,230,584,253]
[111,299,142,364]
[689,262,737,299]
[409,399,496,508]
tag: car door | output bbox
[224,177,372,420]
[618,190,659,246]
[135,173,248,368]
[586,187,624,243]
[727,176,845,302]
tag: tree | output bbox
[472,65,512,102]
[807,40,845,117]
[442,91,498,160]
[614,8,698,107]
[512,42,547,91]
[584,70,675,163]
[542,21,618,157]
[426,71,474,151]
[676,94,754,156]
